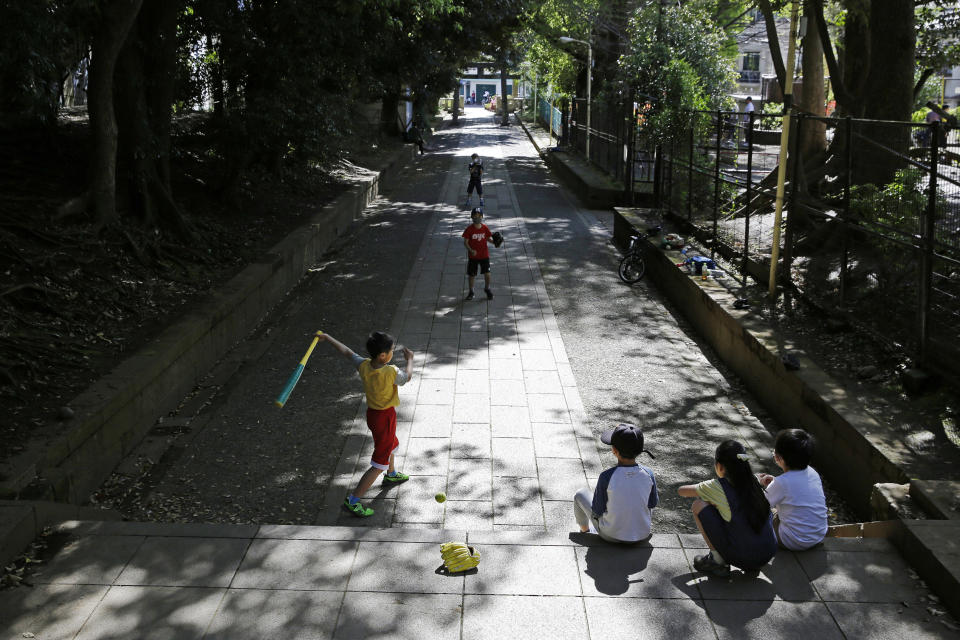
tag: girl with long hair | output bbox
[678,440,777,577]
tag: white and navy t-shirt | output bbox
[592,463,659,542]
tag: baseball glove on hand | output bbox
[491,231,504,248]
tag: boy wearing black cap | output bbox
[573,423,659,543]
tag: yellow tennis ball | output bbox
[435,492,446,503]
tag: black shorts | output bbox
[467,258,490,276]
[467,177,483,195]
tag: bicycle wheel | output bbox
[618,253,646,284]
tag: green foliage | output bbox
[845,167,951,284]
[616,1,736,144]
[916,4,960,85]
[848,167,946,242]
[912,70,944,113]
[512,0,597,99]
[760,101,783,129]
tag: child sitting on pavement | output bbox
[756,428,828,550]
[679,440,777,577]
[462,207,497,300]
[318,331,413,517]
[573,423,659,544]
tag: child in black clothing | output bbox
[465,153,483,208]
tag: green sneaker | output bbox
[343,498,374,517]
[382,471,409,485]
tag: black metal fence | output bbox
[659,110,960,376]
[536,90,960,373]
[567,97,658,200]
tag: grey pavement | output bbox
[2,521,956,639]
[3,107,959,637]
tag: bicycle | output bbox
[617,226,660,284]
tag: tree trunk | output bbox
[381,90,401,135]
[83,0,144,228]
[499,52,509,125]
[114,0,188,235]
[858,0,915,183]
[798,0,827,157]
[758,0,787,92]
[451,82,459,124]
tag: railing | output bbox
[658,109,960,378]
[739,70,761,83]
[536,98,563,140]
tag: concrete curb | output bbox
[516,116,638,208]
[0,500,122,569]
[0,144,415,506]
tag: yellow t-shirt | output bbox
[357,359,402,409]
[696,478,732,522]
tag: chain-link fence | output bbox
[536,98,563,140]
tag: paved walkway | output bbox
[315,110,601,529]
[2,521,955,639]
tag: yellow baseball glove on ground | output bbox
[440,542,481,572]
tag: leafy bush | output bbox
[760,101,783,130]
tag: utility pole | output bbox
[767,0,801,299]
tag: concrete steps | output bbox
[2,519,957,639]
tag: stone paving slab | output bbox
[3,520,958,639]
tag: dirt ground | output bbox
[0,110,402,477]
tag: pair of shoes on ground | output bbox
[465,289,493,300]
[342,471,410,518]
[693,553,731,578]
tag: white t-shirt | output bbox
[765,466,828,550]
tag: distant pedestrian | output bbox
[573,423,659,544]
[678,440,777,578]
[743,97,756,144]
[462,207,496,300]
[756,429,828,551]
[318,331,414,518]
[410,123,425,155]
[465,153,483,208]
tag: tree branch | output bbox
[758,0,787,92]
[811,0,855,111]
[913,68,935,100]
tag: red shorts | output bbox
[367,406,399,470]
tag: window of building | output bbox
[740,52,761,83]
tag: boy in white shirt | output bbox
[757,429,828,550]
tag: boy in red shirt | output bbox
[462,207,495,300]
